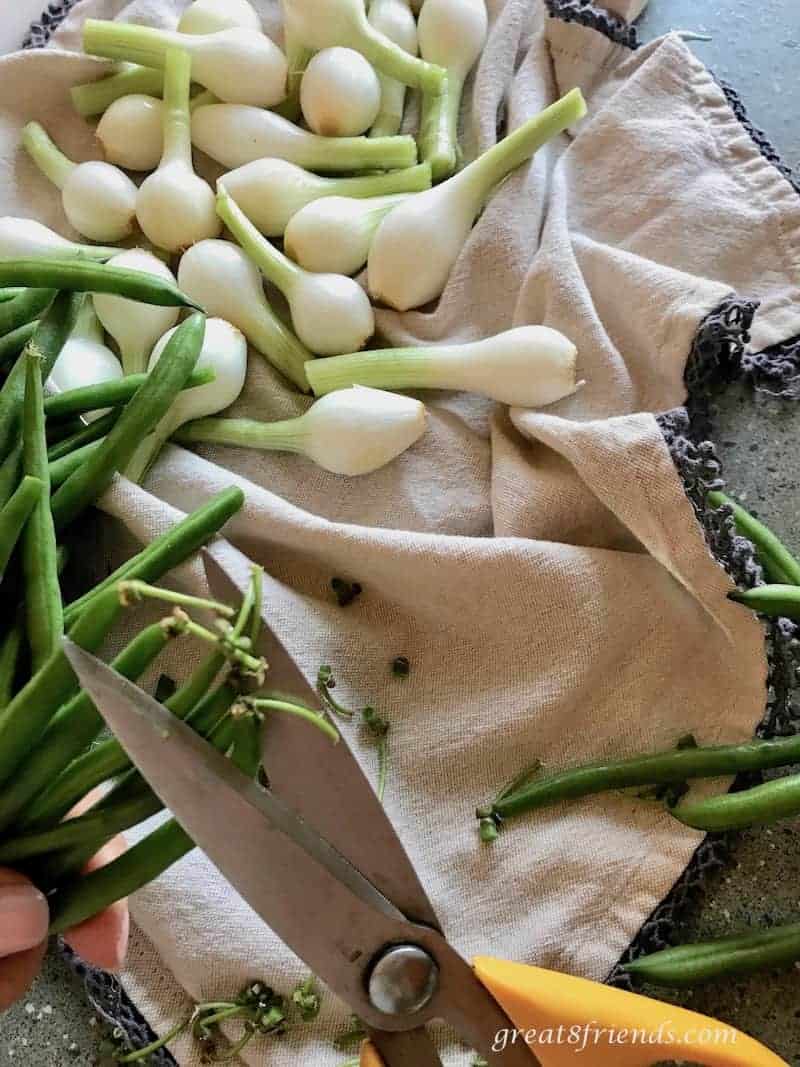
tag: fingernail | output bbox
[0,884,49,956]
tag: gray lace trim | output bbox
[25,0,800,1052]
[610,300,800,987]
[546,0,638,47]
[23,0,81,48]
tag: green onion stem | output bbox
[71,63,166,117]
[306,346,440,396]
[83,20,186,73]
[417,73,463,180]
[175,415,309,455]
[21,122,76,189]
[216,187,299,295]
[272,31,312,122]
[161,46,193,168]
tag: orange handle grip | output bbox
[360,957,788,1066]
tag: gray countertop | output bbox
[1,1,799,1064]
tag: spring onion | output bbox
[284,193,410,275]
[418,0,488,181]
[282,0,446,93]
[22,122,138,243]
[177,385,427,475]
[275,29,314,123]
[72,0,261,119]
[305,325,580,406]
[97,94,165,172]
[218,185,374,357]
[221,159,430,238]
[0,218,117,262]
[178,238,311,391]
[71,63,166,118]
[136,49,221,253]
[191,102,418,171]
[178,0,262,35]
[46,295,122,418]
[125,317,247,483]
[93,249,181,375]
[300,48,381,137]
[367,0,418,138]
[368,87,587,309]
[83,19,288,108]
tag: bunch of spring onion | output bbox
[66,1,587,339]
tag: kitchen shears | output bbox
[63,552,787,1067]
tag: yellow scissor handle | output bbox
[360,957,788,1066]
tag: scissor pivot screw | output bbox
[367,944,439,1017]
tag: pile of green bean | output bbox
[478,490,800,987]
[0,258,281,929]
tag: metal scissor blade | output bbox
[63,643,538,1067]
[203,550,441,931]
[62,644,430,1004]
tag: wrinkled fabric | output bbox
[2,0,798,1061]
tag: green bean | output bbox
[730,584,800,621]
[22,348,63,670]
[45,416,87,446]
[0,288,26,303]
[0,320,38,370]
[62,486,244,629]
[46,409,120,463]
[0,474,42,580]
[481,733,800,827]
[670,772,800,831]
[49,441,103,490]
[22,659,230,831]
[624,921,800,987]
[51,313,206,531]
[0,261,201,310]
[46,709,243,929]
[0,291,81,463]
[232,714,262,781]
[38,690,238,888]
[71,64,166,117]
[0,289,54,337]
[708,491,800,586]
[0,585,122,787]
[44,366,215,420]
[0,791,164,864]
[0,623,22,710]
[0,623,175,832]
[0,443,23,513]
[48,818,193,933]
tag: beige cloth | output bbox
[1,0,799,1062]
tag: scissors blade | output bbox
[203,550,441,930]
[63,644,538,1067]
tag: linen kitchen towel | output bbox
[1,0,798,1060]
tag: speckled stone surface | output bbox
[1,2,799,1064]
